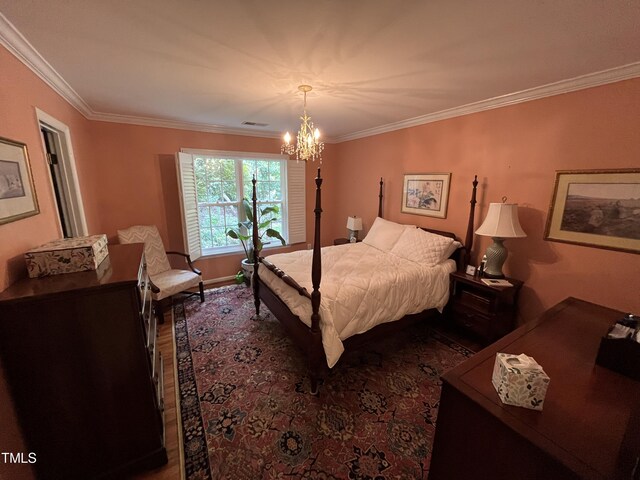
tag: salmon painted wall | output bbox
[83,121,338,280]
[0,46,94,291]
[331,78,640,321]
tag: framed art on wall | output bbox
[0,136,39,225]
[401,173,451,218]
[544,169,640,254]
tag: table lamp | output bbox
[346,216,363,242]
[475,200,526,278]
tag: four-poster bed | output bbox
[251,170,478,394]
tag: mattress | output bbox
[258,242,455,367]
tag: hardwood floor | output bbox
[134,308,183,480]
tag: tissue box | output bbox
[25,234,109,278]
[492,353,550,411]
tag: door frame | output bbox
[36,108,88,237]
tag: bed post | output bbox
[463,175,478,268]
[378,177,384,218]
[252,175,260,317]
[309,168,323,395]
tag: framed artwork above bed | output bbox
[401,173,451,218]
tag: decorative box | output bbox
[491,353,550,411]
[25,234,109,278]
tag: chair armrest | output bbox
[148,277,160,294]
[166,251,202,275]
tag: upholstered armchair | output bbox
[117,225,204,321]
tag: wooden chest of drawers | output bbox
[0,244,166,479]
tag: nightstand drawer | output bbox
[457,289,491,314]
[450,304,491,339]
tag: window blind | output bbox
[175,152,202,260]
[286,160,306,244]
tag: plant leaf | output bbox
[258,219,273,230]
[226,229,239,239]
[260,206,279,216]
[242,198,253,223]
[266,228,286,245]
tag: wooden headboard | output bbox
[378,176,478,270]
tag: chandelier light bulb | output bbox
[284,132,291,144]
[314,128,320,140]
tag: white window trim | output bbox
[177,149,305,259]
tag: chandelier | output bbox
[281,85,324,162]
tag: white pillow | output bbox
[442,239,463,261]
[362,217,411,252]
[390,227,459,266]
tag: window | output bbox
[176,150,305,259]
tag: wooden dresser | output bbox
[0,244,166,479]
[430,297,640,480]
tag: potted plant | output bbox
[226,199,286,285]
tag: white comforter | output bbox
[258,242,455,368]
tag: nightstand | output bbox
[333,238,362,245]
[446,271,523,344]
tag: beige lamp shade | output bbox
[475,203,525,278]
[346,216,363,231]
[475,203,526,238]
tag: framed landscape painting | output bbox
[0,136,39,225]
[544,169,640,254]
[401,173,451,218]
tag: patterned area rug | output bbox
[175,285,474,480]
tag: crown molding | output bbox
[88,111,283,139]
[3,12,638,144]
[0,12,93,117]
[0,12,281,140]
[334,62,640,143]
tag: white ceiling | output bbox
[1,0,639,141]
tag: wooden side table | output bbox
[446,271,523,344]
[333,238,362,245]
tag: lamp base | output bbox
[348,229,359,242]
[483,238,508,278]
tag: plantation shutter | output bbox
[176,152,202,260]
[286,160,306,244]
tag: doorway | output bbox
[41,127,72,237]
[36,109,87,238]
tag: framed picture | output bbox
[401,173,451,218]
[0,136,39,225]
[544,169,640,254]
